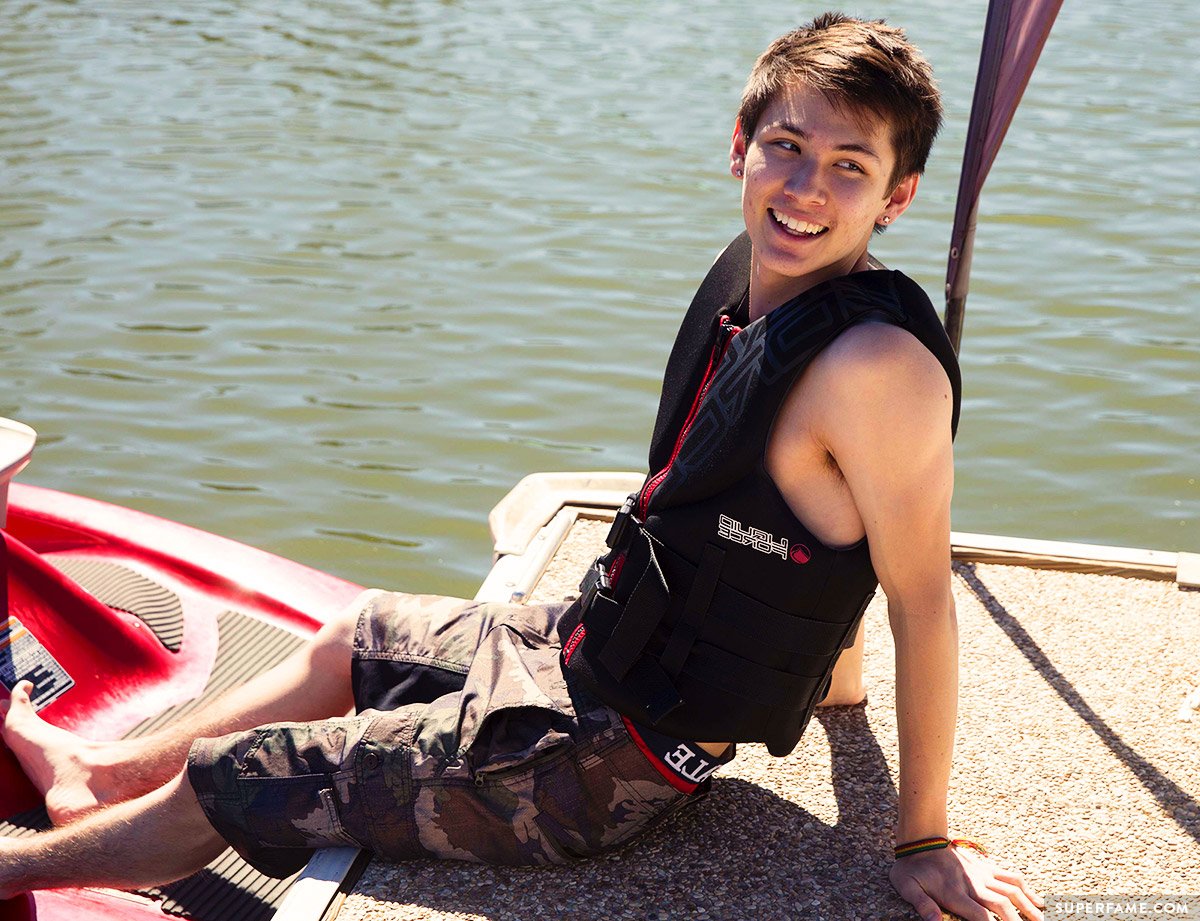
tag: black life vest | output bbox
[562,231,962,756]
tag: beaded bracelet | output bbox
[894,836,989,859]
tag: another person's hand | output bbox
[889,842,1044,921]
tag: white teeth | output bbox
[771,209,826,236]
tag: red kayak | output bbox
[1,417,365,921]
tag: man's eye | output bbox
[838,160,864,173]
[775,139,800,153]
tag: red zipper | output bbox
[638,316,740,518]
[607,552,626,586]
[563,622,587,664]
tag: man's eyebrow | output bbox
[775,122,883,162]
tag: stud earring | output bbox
[735,167,743,178]
[880,215,892,224]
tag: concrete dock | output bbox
[335,497,1200,921]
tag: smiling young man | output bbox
[563,15,1043,921]
[2,14,1040,921]
[733,28,988,915]
[735,83,915,315]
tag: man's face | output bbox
[731,82,917,310]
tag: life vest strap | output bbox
[660,542,723,678]
[625,655,684,725]
[597,548,670,682]
[604,494,638,550]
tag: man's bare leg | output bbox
[0,593,373,824]
[0,769,225,900]
[817,621,867,707]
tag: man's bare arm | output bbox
[797,323,1043,921]
[812,323,956,841]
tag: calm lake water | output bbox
[3,1,1197,596]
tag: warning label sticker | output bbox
[0,616,75,711]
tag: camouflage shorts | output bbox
[187,590,702,878]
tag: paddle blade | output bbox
[944,0,1064,352]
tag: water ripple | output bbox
[3,0,1196,593]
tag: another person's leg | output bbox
[0,590,383,824]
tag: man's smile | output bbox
[769,208,828,237]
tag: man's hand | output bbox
[890,845,1045,921]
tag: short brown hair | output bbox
[737,12,943,189]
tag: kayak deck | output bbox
[0,597,307,921]
[1,482,365,921]
[329,473,1200,921]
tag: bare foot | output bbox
[816,686,867,707]
[0,681,119,824]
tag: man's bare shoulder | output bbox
[767,317,954,537]
[780,319,952,451]
[802,323,955,599]
[811,320,951,402]
[772,319,953,455]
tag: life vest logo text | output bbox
[664,744,718,784]
[718,514,789,560]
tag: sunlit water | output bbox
[3,1,1197,596]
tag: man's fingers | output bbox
[987,880,1043,921]
[891,849,1046,921]
[992,866,1045,908]
[938,891,994,921]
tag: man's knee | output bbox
[308,593,371,673]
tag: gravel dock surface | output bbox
[339,517,1200,920]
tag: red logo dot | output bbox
[789,544,811,564]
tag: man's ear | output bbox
[880,172,920,224]
[729,118,747,179]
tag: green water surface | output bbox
[3,1,1196,596]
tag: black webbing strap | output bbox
[626,657,684,725]
[660,542,723,678]
[597,550,670,681]
[605,494,638,551]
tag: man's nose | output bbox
[784,162,826,203]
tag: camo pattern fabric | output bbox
[187,590,701,878]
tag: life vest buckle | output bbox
[578,562,601,597]
[605,493,638,551]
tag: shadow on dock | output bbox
[339,524,1200,920]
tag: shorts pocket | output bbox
[234,773,363,850]
[458,624,576,775]
[314,785,363,847]
[525,725,692,862]
[227,719,376,850]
